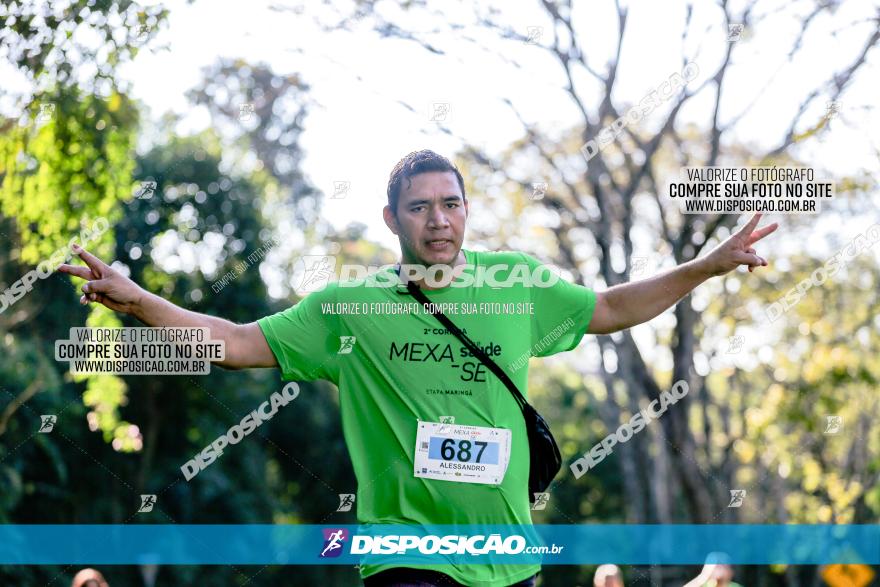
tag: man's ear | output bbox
[382,205,399,236]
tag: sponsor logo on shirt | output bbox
[388,340,503,383]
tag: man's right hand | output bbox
[58,244,144,314]
[57,243,278,370]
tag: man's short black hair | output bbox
[386,150,466,215]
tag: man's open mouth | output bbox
[426,240,451,251]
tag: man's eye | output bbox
[411,206,425,212]
[447,203,459,208]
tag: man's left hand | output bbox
[699,213,779,277]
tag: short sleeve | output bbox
[257,284,339,382]
[521,252,597,357]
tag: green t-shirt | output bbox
[258,248,597,587]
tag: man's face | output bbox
[383,170,468,266]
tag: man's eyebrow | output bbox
[407,195,463,206]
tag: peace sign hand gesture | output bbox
[700,213,779,277]
[57,244,144,314]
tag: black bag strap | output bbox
[405,280,529,413]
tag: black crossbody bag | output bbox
[405,280,562,504]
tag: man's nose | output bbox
[427,205,449,228]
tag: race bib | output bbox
[413,421,511,485]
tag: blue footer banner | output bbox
[0,524,877,565]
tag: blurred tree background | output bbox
[1,0,878,586]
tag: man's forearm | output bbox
[604,258,711,331]
[62,246,276,370]
[131,290,242,367]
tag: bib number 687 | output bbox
[440,438,487,463]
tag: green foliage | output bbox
[0,0,168,86]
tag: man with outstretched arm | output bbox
[59,150,777,587]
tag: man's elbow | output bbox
[214,322,278,370]
[215,340,245,370]
[587,320,621,335]
[215,360,243,371]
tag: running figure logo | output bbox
[726,335,744,354]
[826,101,840,120]
[134,180,157,200]
[531,492,550,511]
[529,182,547,201]
[728,489,746,508]
[239,103,255,122]
[336,493,355,512]
[727,24,744,42]
[38,415,57,433]
[824,415,843,435]
[438,415,455,434]
[331,181,350,199]
[138,494,157,513]
[525,26,543,45]
[37,103,55,122]
[294,256,336,294]
[338,336,356,355]
[631,256,648,277]
[320,528,348,558]
[430,103,450,122]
